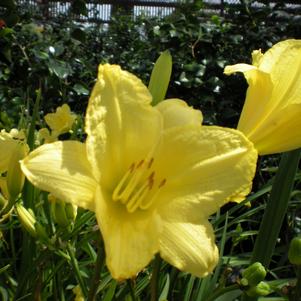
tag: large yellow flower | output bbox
[224,39,301,155]
[21,64,257,280]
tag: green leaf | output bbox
[73,83,89,95]
[48,59,72,79]
[148,50,172,105]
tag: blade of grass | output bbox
[251,149,300,266]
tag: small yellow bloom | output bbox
[72,285,84,301]
[21,64,257,280]
[224,39,301,155]
[38,128,58,144]
[44,104,76,137]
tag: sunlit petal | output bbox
[159,220,218,278]
[21,141,96,211]
[95,186,161,280]
[85,64,162,187]
[153,126,257,221]
[156,98,203,129]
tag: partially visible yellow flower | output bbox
[21,64,257,280]
[38,128,58,144]
[44,104,76,137]
[0,129,29,201]
[224,39,301,155]
[72,285,84,301]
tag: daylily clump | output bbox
[224,39,301,155]
[21,64,257,280]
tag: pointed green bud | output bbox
[7,142,29,201]
[241,262,266,287]
[15,203,36,237]
[245,281,272,297]
[288,236,301,265]
[148,50,172,105]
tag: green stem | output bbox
[251,149,300,267]
[243,150,300,301]
[150,254,162,301]
[87,242,105,301]
[292,266,301,301]
[206,284,240,301]
[127,279,137,301]
[66,242,88,298]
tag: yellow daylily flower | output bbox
[0,129,29,201]
[38,128,58,144]
[224,39,301,155]
[44,104,76,137]
[21,64,257,280]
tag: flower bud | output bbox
[288,236,301,265]
[7,142,29,201]
[245,281,272,297]
[49,194,73,228]
[15,203,36,237]
[241,262,266,287]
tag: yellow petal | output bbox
[156,98,203,129]
[95,185,161,280]
[153,126,257,221]
[0,131,20,173]
[225,65,273,138]
[224,63,257,75]
[21,141,96,211]
[159,220,218,278]
[0,176,8,200]
[249,103,301,155]
[85,64,162,188]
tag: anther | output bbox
[148,158,154,169]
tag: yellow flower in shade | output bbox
[21,64,257,280]
[72,285,84,301]
[38,128,58,144]
[224,39,301,155]
[0,129,29,201]
[44,104,76,137]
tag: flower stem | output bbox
[127,279,137,301]
[66,242,88,298]
[150,254,162,301]
[292,266,301,301]
[87,241,105,301]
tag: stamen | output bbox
[112,163,135,201]
[148,158,154,169]
[126,181,150,213]
[140,179,167,210]
[112,158,168,213]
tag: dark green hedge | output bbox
[0,2,300,128]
